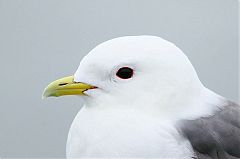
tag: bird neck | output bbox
[83,86,224,121]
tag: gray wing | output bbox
[178,101,240,159]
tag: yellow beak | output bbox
[42,76,95,98]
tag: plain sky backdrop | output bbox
[0,0,238,157]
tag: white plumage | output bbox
[64,36,226,158]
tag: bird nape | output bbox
[43,36,240,159]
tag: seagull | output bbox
[43,36,240,158]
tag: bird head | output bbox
[43,36,203,116]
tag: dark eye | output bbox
[116,67,134,79]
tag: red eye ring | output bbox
[116,67,134,79]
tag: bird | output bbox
[43,36,240,158]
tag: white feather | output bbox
[66,36,222,158]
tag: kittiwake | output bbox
[43,36,240,158]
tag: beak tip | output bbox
[42,94,47,99]
[42,91,48,99]
[42,87,51,99]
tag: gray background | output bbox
[0,0,238,157]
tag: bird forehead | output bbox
[89,36,175,56]
[75,36,186,79]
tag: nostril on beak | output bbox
[59,83,68,86]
